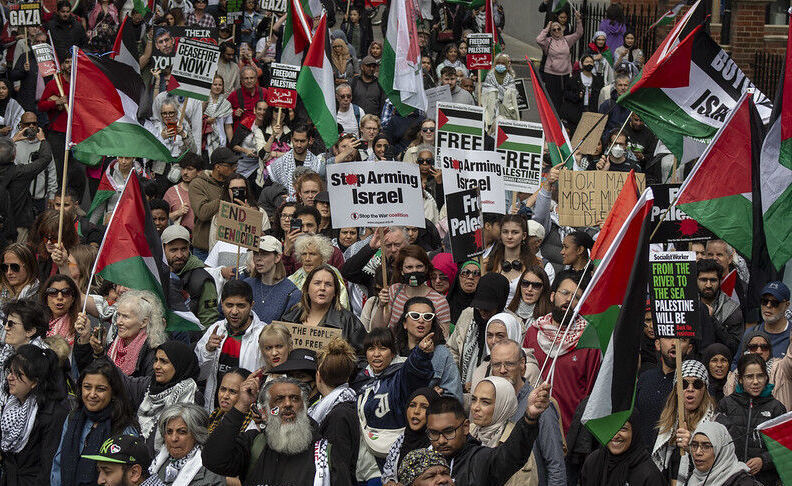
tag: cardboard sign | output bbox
[267,63,300,109]
[439,147,505,214]
[9,2,41,27]
[435,102,484,159]
[32,43,56,77]
[260,0,286,11]
[446,188,484,262]
[327,161,425,228]
[495,119,544,194]
[649,251,699,339]
[650,184,715,244]
[216,201,265,251]
[466,33,493,70]
[151,26,218,70]
[571,112,608,156]
[273,321,342,353]
[171,38,220,100]
[425,85,452,125]
[558,170,646,227]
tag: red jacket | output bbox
[228,85,268,128]
[37,76,70,133]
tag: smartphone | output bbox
[358,140,368,150]
[290,218,303,232]
[231,187,247,202]
[166,121,178,136]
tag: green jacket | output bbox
[177,254,220,329]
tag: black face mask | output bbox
[402,271,428,287]
[582,64,594,72]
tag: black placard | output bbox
[650,183,715,244]
[446,188,484,262]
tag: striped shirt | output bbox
[387,284,452,337]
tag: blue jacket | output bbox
[431,344,464,402]
[352,347,434,430]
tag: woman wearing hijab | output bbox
[687,422,761,486]
[469,376,518,447]
[613,30,644,78]
[446,261,481,324]
[584,31,614,84]
[581,410,663,486]
[481,53,520,129]
[382,387,441,486]
[703,343,732,403]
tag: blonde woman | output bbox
[288,234,349,310]
[258,322,293,372]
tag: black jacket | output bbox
[341,242,395,297]
[580,447,664,486]
[447,418,540,486]
[0,140,53,232]
[724,471,764,486]
[349,75,385,118]
[0,400,70,486]
[319,401,359,486]
[716,390,786,486]
[9,54,39,113]
[46,16,87,61]
[281,305,366,353]
[74,340,156,379]
[561,71,605,126]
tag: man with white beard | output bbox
[202,374,347,485]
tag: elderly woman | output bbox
[145,99,196,158]
[481,53,520,129]
[41,274,81,346]
[0,244,39,322]
[150,403,225,485]
[288,234,349,309]
[536,13,584,109]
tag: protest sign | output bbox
[216,201,265,251]
[227,0,244,21]
[571,112,608,155]
[273,321,342,353]
[439,147,505,214]
[649,251,699,339]
[650,184,715,245]
[425,85,452,124]
[435,102,484,159]
[466,33,493,70]
[9,2,41,27]
[32,43,57,77]
[558,170,646,227]
[327,161,425,228]
[152,26,218,70]
[515,78,529,111]
[446,188,484,262]
[260,0,286,11]
[495,119,544,193]
[171,38,220,100]
[267,63,300,109]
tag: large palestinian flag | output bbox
[618,1,772,165]
[92,172,201,332]
[111,15,140,74]
[379,0,428,116]
[579,188,654,445]
[68,49,174,164]
[758,412,792,486]
[526,60,573,168]
[296,13,338,148]
[281,0,314,66]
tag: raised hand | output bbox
[235,368,264,413]
[525,382,551,421]
[205,325,223,352]
[418,332,435,354]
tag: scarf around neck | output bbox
[138,378,197,440]
[107,330,148,376]
[153,445,203,485]
[686,422,750,486]
[533,313,587,356]
[468,377,517,448]
[308,384,357,425]
[61,406,114,486]
[0,394,37,453]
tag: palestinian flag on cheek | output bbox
[526,60,573,168]
[68,49,175,164]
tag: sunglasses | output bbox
[460,269,481,278]
[520,280,543,289]
[20,121,37,127]
[748,343,771,351]
[45,287,74,298]
[406,311,435,321]
[421,127,435,133]
[417,158,434,165]
[1,263,21,273]
[761,298,781,308]
[682,379,705,390]
[42,234,57,243]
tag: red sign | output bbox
[268,87,297,109]
[466,33,493,70]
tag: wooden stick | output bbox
[53,74,70,113]
[235,245,241,279]
[345,0,351,20]
[380,228,387,289]
[671,156,679,183]
[511,191,518,213]
[675,338,686,456]
[24,27,28,67]
[56,149,69,245]
[476,69,482,107]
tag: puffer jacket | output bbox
[715,387,787,486]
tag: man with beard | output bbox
[635,336,692,449]
[697,258,743,355]
[521,270,599,433]
[203,375,352,485]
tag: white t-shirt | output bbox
[581,74,593,105]
[336,105,365,137]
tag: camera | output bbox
[290,218,303,232]
[24,127,37,139]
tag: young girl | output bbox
[485,215,542,302]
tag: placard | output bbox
[571,112,608,156]
[435,102,484,159]
[227,0,244,21]
[151,26,218,70]
[558,170,646,227]
[649,251,699,339]
[439,147,505,214]
[650,184,715,244]
[171,38,220,100]
[495,119,544,193]
[267,62,299,109]
[425,85,452,124]
[273,321,342,353]
[515,78,529,111]
[466,33,493,70]
[260,0,286,11]
[32,43,57,77]
[9,2,41,27]
[216,201,265,251]
[327,161,425,228]
[446,188,484,262]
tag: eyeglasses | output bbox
[417,158,434,165]
[42,234,57,243]
[491,360,519,370]
[1,263,21,273]
[161,111,177,117]
[682,379,705,390]
[460,269,481,278]
[748,343,771,352]
[761,298,781,308]
[406,311,435,321]
[689,441,713,453]
[427,422,464,441]
[421,127,435,133]
[45,287,74,298]
[521,280,543,289]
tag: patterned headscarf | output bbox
[398,448,450,486]
[678,359,709,387]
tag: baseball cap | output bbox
[258,235,283,254]
[82,435,153,470]
[761,281,790,302]
[161,225,191,245]
[362,55,378,65]
[268,348,317,374]
[526,220,545,239]
[210,147,241,166]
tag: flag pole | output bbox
[48,31,70,112]
[675,337,686,456]
[57,45,78,246]
[24,27,28,67]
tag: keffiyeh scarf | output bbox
[308,384,357,424]
[269,149,322,196]
[0,395,38,453]
[138,379,197,440]
[533,313,588,356]
[150,445,204,486]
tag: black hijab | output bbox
[472,273,510,360]
[703,343,732,402]
[584,410,652,486]
[399,387,441,463]
[149,341,200,395]
[447,261,479,323]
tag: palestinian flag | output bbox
[579,188,654,446]
[132,0,154,15]
[676,94,757,259]
[296,13,338,148]
[551,0,568,13]
[590,170,640,263]
[86,160,125,222]
[721,269,741,306]
[759,18,792,271]
[617,1,773,166]
[526,60,573,168]
[92,172,201,332]
[379,0,428,116]
[648,1,686,29]
[281,0,314,66]
[68,49,174,164]
[437,103,484,137]
[758,411,792,486]
[111,16,140,74]
[495,121,543,153]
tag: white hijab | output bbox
[686,421,750,486]
[484,313,522,356]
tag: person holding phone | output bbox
[146,100,196,158]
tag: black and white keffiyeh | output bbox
[0,395,38,453]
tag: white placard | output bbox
[439,147,505,214]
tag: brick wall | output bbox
[729,0,770,79]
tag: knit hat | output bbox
[398,448,449,486]
[678,359,709,387]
